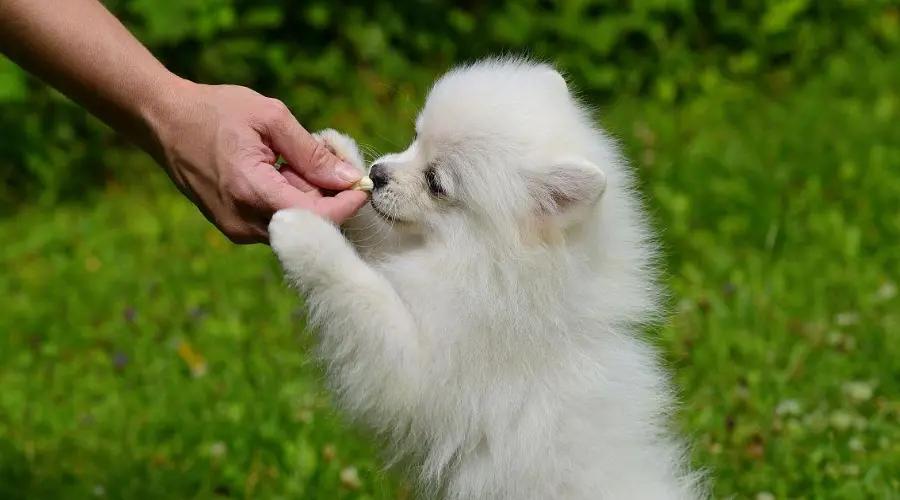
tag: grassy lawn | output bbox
[1,59,898,499]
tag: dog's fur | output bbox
[268,56,707,499]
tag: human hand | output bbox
[146,80,369,244]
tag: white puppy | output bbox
[268,56,708,500]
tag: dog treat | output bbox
[351,176,374,192]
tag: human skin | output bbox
[0,0,368,244]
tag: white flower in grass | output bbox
[829,410,854,431]
[209,441,227,459]
[340,466,362,490]
[775,399,802,416]
[875,281,897,302]
[842,381,874,402]
[834,311,859,326]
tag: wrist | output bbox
[134,73,200,163]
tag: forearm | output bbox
[1,0,368,239]
[0,0,182,157]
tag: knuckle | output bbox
[219,222,246,243]
[221,175,254,205]
[227,233,256,245]
[220,221,262,245]
[262,98,299,138]
[266,98,290,119]
[308,141,334,169]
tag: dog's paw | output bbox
[269,208,345,273]
[270,208,325,250]
[312,129,367,174]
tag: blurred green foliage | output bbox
[1,0,899,208]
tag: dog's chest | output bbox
[381,260,495,332]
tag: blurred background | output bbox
[1,1,899,498]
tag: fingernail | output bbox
[336,162,362,182]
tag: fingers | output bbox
[260,98,361,191]
[250,162,368,224]
[214,166,366,245]
[279,163,318,193]
[313,190,370,223]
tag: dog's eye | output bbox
[425,165,445,196]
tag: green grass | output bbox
[1,59,899,499]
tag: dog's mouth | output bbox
[369,198,400,223]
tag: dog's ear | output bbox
[524,159,607,218]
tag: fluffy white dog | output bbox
[268,56,708,500]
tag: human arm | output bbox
[0,0,367,243]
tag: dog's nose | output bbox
[369,163,390,190]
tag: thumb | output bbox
[262,103,361,191]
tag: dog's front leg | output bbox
[269,207,422,425]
